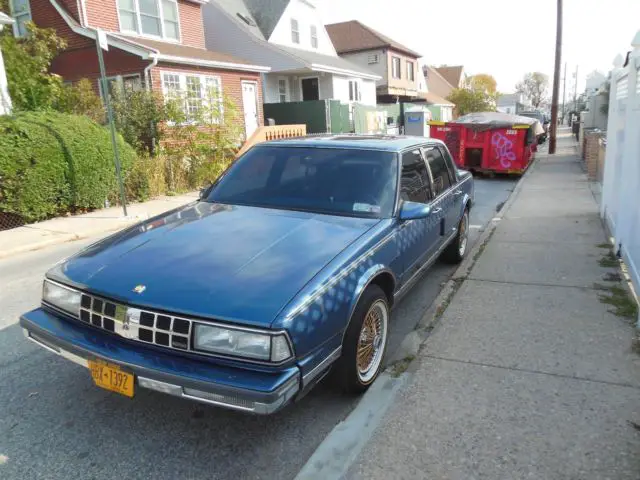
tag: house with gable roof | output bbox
[202,0,380,106]
[6,0,271,138]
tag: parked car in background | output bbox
[20,136,474,415]
[518,110,549,143]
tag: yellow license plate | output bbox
[88,359,134,397]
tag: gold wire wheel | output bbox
[356,300,388,383]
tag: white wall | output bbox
[360,78,377,106]
[330,75,376,106]
[600,35,640,314]
[203,3,302,72]
[497,104,517,114]
[268,0,336,56]
[0,23,12,115]
[338,49,387,86]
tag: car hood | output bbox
[50,203,378,327]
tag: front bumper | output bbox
[20,308,300,415]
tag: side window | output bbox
[438,145,458,183]
[400,150,431,203]
[424,146,453,197]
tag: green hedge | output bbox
[0,112,146,222]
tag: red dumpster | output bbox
[429,112,543,175]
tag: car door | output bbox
[398,148,440,285]
[423,145,459,241]
[439,144,464,230]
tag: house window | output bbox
[161,72,223,124]
[348,80,361,102]
[278,78,288,103]
[310,25,318,49]
[9,0,31,37]
[117,0,180,41]
[98,74,142,100]
[392,56,401,79]
[407,61,414,81]
[291,18,300,44]
[368,53,379,64]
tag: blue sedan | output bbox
[20,135,474,414]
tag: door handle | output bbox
[432,207,443,214]
[454,190,463,196]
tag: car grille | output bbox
[79,293,193,352]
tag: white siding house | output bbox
[202,0,379,106]
[0,12,14,115]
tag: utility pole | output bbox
[573,65,579,112]
[561,62,567,124]
[549,0,562,154]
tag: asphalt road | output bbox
[0,177,518,480]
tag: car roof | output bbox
[257,134,443,152]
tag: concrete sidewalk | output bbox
[0,192,198,259]
[348,133,640,479]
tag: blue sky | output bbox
[318,0,640,94]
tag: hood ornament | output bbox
[133,285,146,294]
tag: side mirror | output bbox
[199,186,210,200]
[399,201,432,221]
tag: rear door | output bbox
[423,145,459,240]
[439,144,464,227]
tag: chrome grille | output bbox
[79,293,193,352]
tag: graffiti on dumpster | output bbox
[491,132,516,168]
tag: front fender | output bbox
[346,264,396,327]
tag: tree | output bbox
[515,72,549,108]
[447,74,498,116]
[468,74,497,95]
[1,22,67,111]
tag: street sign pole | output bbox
[95,29,128,217]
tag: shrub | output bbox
[0,112,143,222]
[160,90,243,193]
[57,79,105,124]
[111,87,166,154]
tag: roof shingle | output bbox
[325,20,421,58]
[423,65,456,99]
[435,65,464,88]
[116,35,261,68]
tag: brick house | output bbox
[7,0,270,138]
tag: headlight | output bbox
[43,280,81,317]
[193,324,292,362]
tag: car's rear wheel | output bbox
[334,285,389,394]
[442,209,469,264]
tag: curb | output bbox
[388,152,544,365]
[0,217,145,260]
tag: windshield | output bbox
[206,146,398,218]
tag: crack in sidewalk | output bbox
[422,354,640,390]
[465,277,615,291]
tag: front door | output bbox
[241,81,259,139]
[398,148,440,285]
[301,77,320,101]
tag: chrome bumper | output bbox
[23,328,300,415]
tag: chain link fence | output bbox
[0,212,26,231]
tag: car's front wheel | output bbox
[335,285,389,394]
